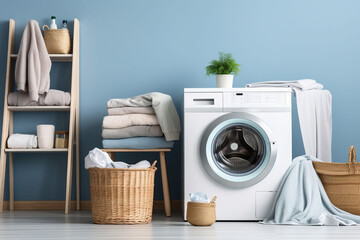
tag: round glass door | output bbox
[200,113,277,188]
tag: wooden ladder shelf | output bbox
[0,19,80,214]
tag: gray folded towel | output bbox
[8,90,71,106]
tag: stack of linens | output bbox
[102,92,181,149]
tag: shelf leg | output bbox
[0,151,7,213]
[160,151,171,217]
[9,111,14,211]
[75,113,80,211]
[9,153,14,211]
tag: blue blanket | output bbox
[102,137,174,149]
[262,155,360,225]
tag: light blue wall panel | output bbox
[0,0,359,201]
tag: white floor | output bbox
[0,210,360,239]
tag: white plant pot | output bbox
[216,75,233,88]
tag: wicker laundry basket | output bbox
[313,146,360,215]
[88,161,157,224]
[42,25,71,54]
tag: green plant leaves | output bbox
[205,52,241,76]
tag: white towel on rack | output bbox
[246,79,323,91]
[7,134,37,149]
[295,89,332,162]
[247,79,332,162]
[15,20,51,102]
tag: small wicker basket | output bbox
[186,196,217,226]
[313,146,360,215]
[42,25,71,54]
[88,161,157,224]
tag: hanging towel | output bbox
[246,79,332,162]
[7,134,37,149]
[15,20,52,102]
[246,79,323,91]
[295,90,332,162]
[102,125,163,139]
[102,114,159,129]
[107,92,181,141]
[262,155,360,225]
[108,107,155,116]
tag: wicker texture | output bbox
[186,196,217,226]
[89,161,157,224]
[313,146,360,215]
[42,25,71,54]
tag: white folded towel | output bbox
[102,114,159,129]
[109,160,151,169]
[7,134,37,149]
[246,79,323,91]
[84,148,113,169]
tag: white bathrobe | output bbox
[15,20,51,102]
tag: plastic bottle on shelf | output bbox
[62,20,68,30]
[50,16,57,29]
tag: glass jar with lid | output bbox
[55,131,69,148]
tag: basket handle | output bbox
[210,196,217,203]
[151,161,157,169]
[42,25,49,31]
[348,146,356,163]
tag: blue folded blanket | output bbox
[102,137,174,149]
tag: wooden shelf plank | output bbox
[10,54,72,62]
[7,106,71,112]
[5,148,68,153]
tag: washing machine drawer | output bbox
[184,93,222,112]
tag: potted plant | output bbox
[205,52,241,88]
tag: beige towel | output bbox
[102,125,163,139]
[108,107,155,115]
[102,114,159,129]
[15,20,51,102]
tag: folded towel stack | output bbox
[102,92,181,149]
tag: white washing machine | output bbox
[182,88,292,221]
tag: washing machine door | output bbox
[200,112,277,188]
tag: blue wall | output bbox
[0,0,359,201]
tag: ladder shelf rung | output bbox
[10,54,73,62]
[5,148,68,153]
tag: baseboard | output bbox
[2,200,182,211]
